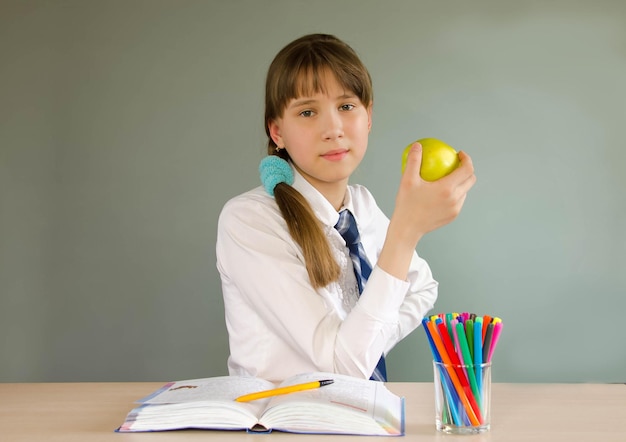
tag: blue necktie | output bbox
[335,209,388,382]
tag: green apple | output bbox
[401,138,460,181]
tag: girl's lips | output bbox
[322,149,349,162]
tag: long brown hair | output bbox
[264,34,373,289]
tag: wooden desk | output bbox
[1,382,624,441]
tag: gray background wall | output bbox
[1,0,625,383]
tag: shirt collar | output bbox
[339,190,356,216]
[290,163,352,228]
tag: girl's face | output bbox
[268,71,372,207]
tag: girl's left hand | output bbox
[392,142,476,246]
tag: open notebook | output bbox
[117,371,405,436]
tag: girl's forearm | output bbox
[376,219,423,281]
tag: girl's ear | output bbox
[367,103,373,132]
[268,120,284,148]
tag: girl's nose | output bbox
[321,110,344,141]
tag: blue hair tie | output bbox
[259,156,294,196]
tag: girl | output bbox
[216,34,475,382]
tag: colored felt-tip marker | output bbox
[235,379,334,402]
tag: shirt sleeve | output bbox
[338,187,438,375]
[217,191,349,378]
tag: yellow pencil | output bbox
[235,379,334,402]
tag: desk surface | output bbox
[1,382,625,442]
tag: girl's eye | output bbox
[299,110,314,117]
[340,104,355,111]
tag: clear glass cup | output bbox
[433,361,491,434]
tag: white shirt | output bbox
[216,166,438,382]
